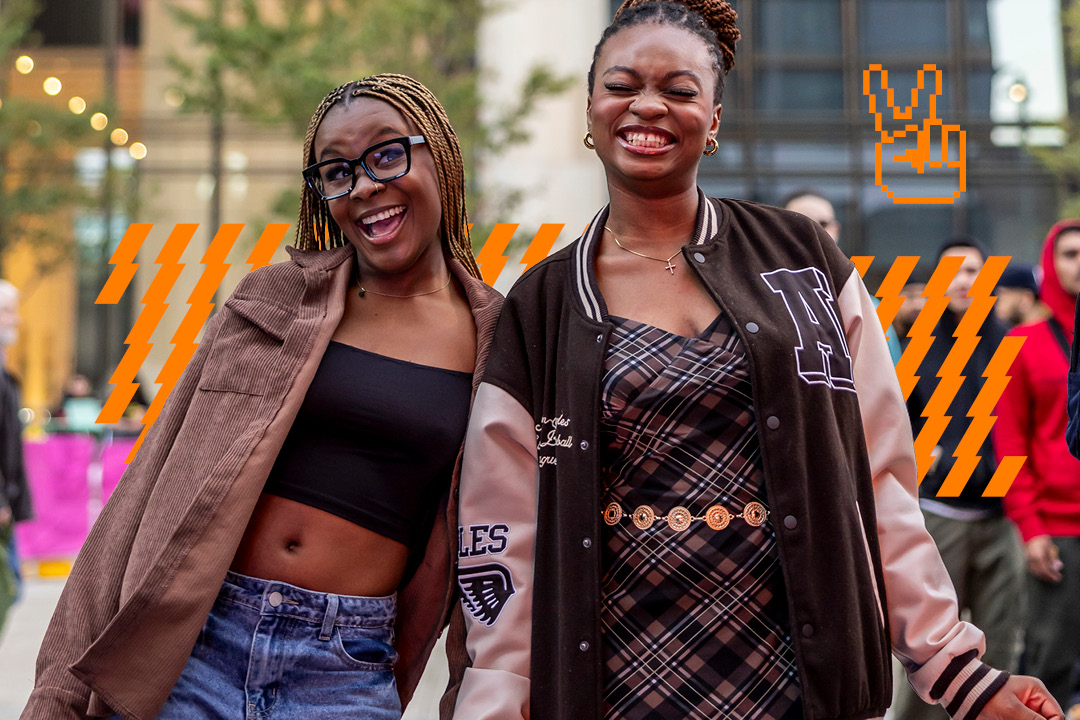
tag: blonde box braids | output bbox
[295,74,481,280]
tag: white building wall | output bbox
[476,0,610,291]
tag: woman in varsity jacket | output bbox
[444,2,1062,720]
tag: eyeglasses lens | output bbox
[364,142,408,181]
[317,161,355,198]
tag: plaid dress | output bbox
[599,312,801,720]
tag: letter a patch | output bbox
[760,267,855,393]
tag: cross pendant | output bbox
[664,259,677,274]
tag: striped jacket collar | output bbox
[572,188,722,323]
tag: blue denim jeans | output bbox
[151,571,401,719]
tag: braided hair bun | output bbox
[588,0,740,104]
[614,0,739,75]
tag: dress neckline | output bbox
[327,340,472,377]
[607,312,725,342]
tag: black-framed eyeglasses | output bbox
[302,135,426,200]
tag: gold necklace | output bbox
[605,226,681,275]
[358,272,451,298]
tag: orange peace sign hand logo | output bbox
[863,64,967,205]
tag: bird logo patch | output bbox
[458,563,516,626]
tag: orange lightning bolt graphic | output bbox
[935,257,1011,497]
[905,255,963,482]
[475,223,517,286]
[248,223,289,270]
[99,224,196,439]
[125,224,244,461]
[96,224,151,305]
[520,224,564,274]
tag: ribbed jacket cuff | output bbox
[929,651,1009,720]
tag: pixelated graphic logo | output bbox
[863,64,967,204]
[99,225,1026,498]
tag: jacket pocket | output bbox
[197,295,294,395]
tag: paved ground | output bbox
[0,576,448,720]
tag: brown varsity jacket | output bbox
[22,244,502,720]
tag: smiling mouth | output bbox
[359,205,407,239]
[618,128,676,150]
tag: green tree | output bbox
[165,0,571,236]
[0,0,94,284]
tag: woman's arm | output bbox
[449,379,538,720]
[838,269,1012,720]
[22,310,226,720]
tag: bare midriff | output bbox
[230,494,409,597]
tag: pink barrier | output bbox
[15,435,98,558]
[101,436,138,501]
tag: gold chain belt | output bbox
[602,500,769,532]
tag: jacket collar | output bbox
[572,188,721,322]
[285,243,354,270]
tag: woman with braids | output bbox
[446,2,1062,720]
[24,74,501,720]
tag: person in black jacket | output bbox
[897,237,1025,720]
[446,2,1061,719]
[0,279,32,635]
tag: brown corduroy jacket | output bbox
[22,244,502,720]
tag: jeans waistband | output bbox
[221,571,396,635]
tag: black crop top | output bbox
[263,341,472,572]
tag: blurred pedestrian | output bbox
[0,279,32,635]
[896,237,1025,720]
[893,265,929,345]
[998,221,1080,710]
[782,189,904,363]
[995,261,1046,329]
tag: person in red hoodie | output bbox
[995,219,1080,709]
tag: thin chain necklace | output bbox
[358,272,451,298]
[605,226,681,275]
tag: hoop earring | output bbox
[703,137,719,156]
[583,132,595,150]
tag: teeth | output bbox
[625,132,671,148]
[361,206,406,225]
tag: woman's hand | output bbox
[979,675,1063,720]
[1025,535,1064,583]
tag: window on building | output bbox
[756,69,845,112]
[758,0,842,56]
[31,0,140,46]
[861,0,949,57]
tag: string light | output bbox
[110,128,129,145]
[90,112,108,130]
[68,96,86,114]
[15,56,34,74]
[164,88,185,108]
[43,77,62,96]
[129,142,147,160]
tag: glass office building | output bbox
[608,0,1064,268]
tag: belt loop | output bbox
[320,594,339,641]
